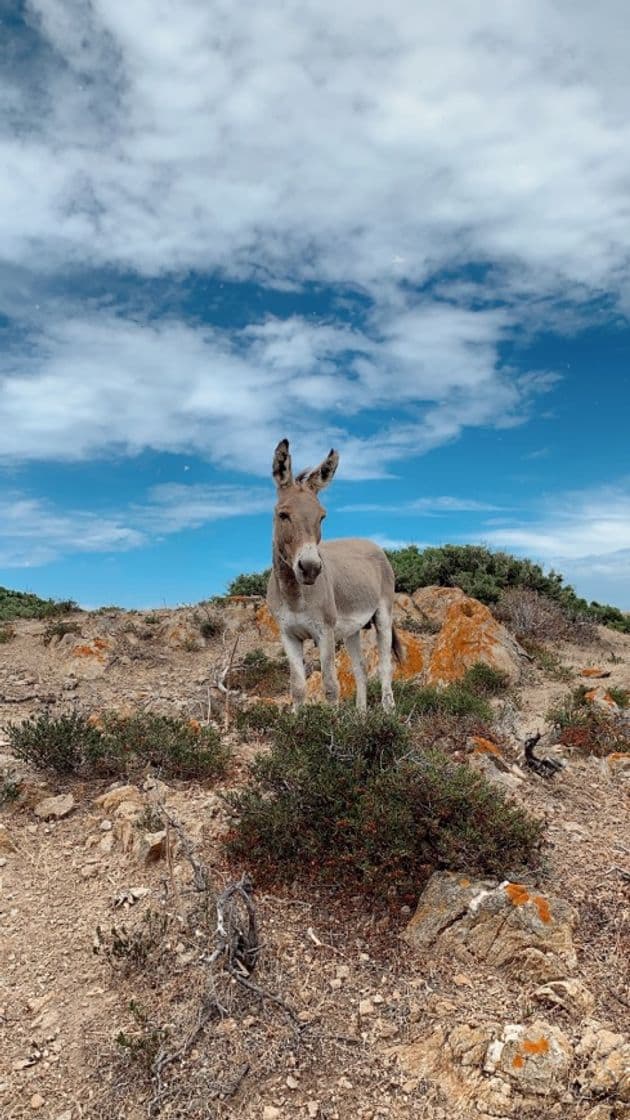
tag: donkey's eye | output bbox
[278,511,291,521]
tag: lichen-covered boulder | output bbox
[483,1019,573,1096]
[403,872,577,981]
[412,587,527,684]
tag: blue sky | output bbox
[1,1,629,609]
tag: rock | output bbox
[263,1108,282,1120]
[113,819,134,853]
[412,587,527,684]
[34,793,75,820]
[605,752,630,777]
[95,785,143,813]
[403,872,577,981]
[483,1019,573,1096]
[533,978,595,1018]
[359,998,375,1017]
[580,668,611,678]
[30,1095,45,1110]
[582,687,620,713]
[113,799,144,823]
[100,819,113,831]
[141,830,167,863]
[576,1023,630,1102]
[0,825,16,853]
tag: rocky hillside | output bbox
[0,590,628,1120]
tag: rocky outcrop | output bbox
[403,871,577,982]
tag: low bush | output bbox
[227,705,543,894]
[226,570,271,597]
[229,649,289,696]
[0,623,15,644]
[0,586,79,621]
[42,619,81,644]
[7,711,103,774]
[6,711,230,780]
[495,588,597,645]
[371,675,494,722]
[608,686,629,708]
[235,700,282,737]
[548,688,630,757]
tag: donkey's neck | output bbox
[272,543,302,607]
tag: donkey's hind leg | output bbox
[345,630,367,712]
[374,603,395,711]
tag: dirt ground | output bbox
[0,605,628,1120]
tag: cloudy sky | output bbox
[1,0,629,608]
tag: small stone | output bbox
[307,1104,320,1118]
[286,1074,299,1089]
[34,794,75,821]
[329,977,342,991]
[338,1077,353,1089]
[100,819,113,831]
[0,857,7,868]
[30,1094,45,1110]
[80,864,98,880]
[336,964,350,980]
[359,998,374,1016]
[263,1108,282,1120]
[142,830,167,863]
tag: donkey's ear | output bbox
[299,448,339,493]
[272,438,293,490]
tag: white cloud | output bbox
[340,496,504,514]
[1,1,628,301]
[1,1,629,478]
[483,482,630,608]
[0,484,271,567]
[0,305,547,475]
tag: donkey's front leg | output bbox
[281,630,307,710]
[318,627,340,706]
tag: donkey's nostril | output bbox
[298,557,322,580]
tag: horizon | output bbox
[1,2,629,610]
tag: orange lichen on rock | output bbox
[584,689,598,703]
[580,667,610,678]
[471,735,502,757]
[393,630,424,680]
[512,1053,525,1069]
[522,1037,549,1056]
[607,751,630,763]
[72,639,109,661]
[426,594,522,684]
[532,895,552,924]
[188,719,201,735]
[504,882,530,907]
[255,602,280,639]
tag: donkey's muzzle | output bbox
[297,556,322,584]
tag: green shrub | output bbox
[0,586,79,622]
[229,648,288,695]
[608,686,629,708]
[519,639,573,681]
[460,662,510,696]
[6,711,230,780]
[370,677,493,722]
[42,619,81,644]
[547,688,630,757]
[235,700,282,737]
[89,713,230,780]
[0,769,22,806]
[7,711,103,774]
[227,705,543,893]
[0,623,15,644]
[223,547,630,632]
[227,570,271,597]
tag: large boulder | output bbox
[412,587,527,685]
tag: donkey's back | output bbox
[320,538,395,620]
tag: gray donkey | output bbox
[266,439,403,710]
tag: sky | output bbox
[1,0,629,610]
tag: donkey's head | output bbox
[271,438,339,585]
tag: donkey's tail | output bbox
[392,626,404,664]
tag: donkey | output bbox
[267,438,403,711]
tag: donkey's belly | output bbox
[333,610,375,640]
